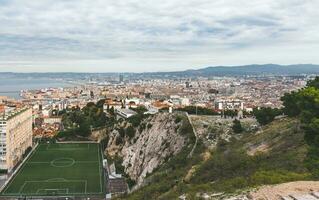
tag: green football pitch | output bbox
[1,143,105,197]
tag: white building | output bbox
[0,107,33,172]
[180,98,190,106]
[215,99,244,110]
[115,108,137,119]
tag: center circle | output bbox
[50,158,75,167]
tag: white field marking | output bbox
[23,179,87,183]
[50,158,75,168]
[45,178,68,182]
[3,144,101,195]
[43,147,89,151]
[18,182,27,193]
[19,180,87,194]
[36,188,69,194]
[97,145,102,193]
[84,180,87,194]
[45,143,90,151]
[4,190,104,196]
[2,144,40,194]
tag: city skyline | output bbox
[0,0,319,72]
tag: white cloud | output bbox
[0,0,318,72]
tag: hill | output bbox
[147,64,319,77]
[1,64,319,78]
[116,117,312,200]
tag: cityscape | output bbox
[1,0,319,200]
[0,69,319,199]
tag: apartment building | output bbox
[0,107,33,172]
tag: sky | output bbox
[0,0,318,72]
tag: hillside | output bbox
[146,64,319,77]
[104,112,196,190]
[2,64,319,79]
[116,117,312,200]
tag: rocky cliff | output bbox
[105,112,192,187]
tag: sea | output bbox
[0,77,73,99]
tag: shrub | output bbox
[232,119,243,133]
[174,116,182,124]
[147,123,153,129]
[126,126,136,139]
[115,136,123,145]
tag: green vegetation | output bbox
[253,107,282,125]
[1,143,105,197]
[118,117,310,199]
[129,106,148,114]
[57,102,108,139]
[280,77,319,177]
[125,125,136,139]
[105,154,136,189]
[116,77,319,199]
[191,119,309,192]
[222,109,238,118]
[128,105,149,126]
[176,106,218,115]
[232,119,243,133]
[177,114,193,136]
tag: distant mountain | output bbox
[1,64,318,77]
[148,64,319,77]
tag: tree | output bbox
[224,109,238,118]
[176,106,218,115]
[109,106,115,115]
[126,125,136,138]
[280,76,319,176]
[96,99,106,108]
[307,76,319,89]
[253,107,282,125]
[59,101,107,138]
[281,91,301,117]
[232,119,243,133]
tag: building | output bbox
[144,105,159,115]
[115,108,137,119]
[0,107,33,172]
[43,117,62,124]
[215,99,244,111]
[180,98,190,106]
[119,74,124,82]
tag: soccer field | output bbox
[1,143,105,197]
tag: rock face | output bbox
[105,113,188,187]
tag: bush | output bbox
[115,136,123,145]
[147,123,153,129]
[126,126,136,139]
[176,106,218,115]
[232,119,243,133]
[118,127,125,138]
[139,123,146,132]
[128,114,149,127]
[253,107,282,125]
[250,170,310,185]
[174,116,182,124]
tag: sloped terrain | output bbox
[118,117,313,199]
[105,112,195,190]
[187,118,310,199]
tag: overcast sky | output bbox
[0,0,318,72]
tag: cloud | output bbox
[0,0,318,72]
